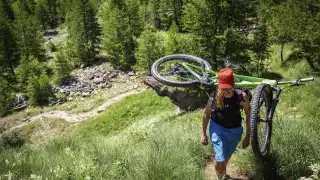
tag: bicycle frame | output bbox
[268,86,281,122]
[181,62,314,89]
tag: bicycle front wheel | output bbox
[151,54,212,87]
[250,83,273,158]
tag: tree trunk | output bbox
[280,43,284,62]
[9,61,15,77]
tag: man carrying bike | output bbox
[201,68,251,180]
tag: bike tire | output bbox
[250,83,273,158]
[151,54,212,87]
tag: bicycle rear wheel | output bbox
[250,83,273,158]
[151,54,212,87]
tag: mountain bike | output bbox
[151,54,314,158]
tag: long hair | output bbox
[215,89,225,110]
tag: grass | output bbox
[0,91,212,179]
[1,44,319,179]
[233,44,320,179]
[1,71,146,132]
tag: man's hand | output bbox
[201,134,208,145]
[242,135,250,149]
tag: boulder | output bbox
[144,76,214,111]
[93,77,104,84]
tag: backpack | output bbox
[210,88,252,120]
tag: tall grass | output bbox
[233,44,320,179]
[0,91,211,179]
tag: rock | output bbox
[108,71,118,79]
[69,91,75,97]
[133,85,138,89]
[67,97,73,101]
[106,83,112,88]
[82,92,90,97]
[128,71,136,76]
[97,109,104,113]
[144,76,213,111]
[89,75,94,80]
[93,77,104,84]
[12,94,28,110]
[23,118,31,122]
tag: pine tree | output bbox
[165,21,179,55]
[12,1,45,59]
[101,0,142,69]
[183,0,256,70]
[135,24,165,74]
[0,77,13,116]
[46,0,59,28]
[16,56,44,87]
[35,0,50,31]
[53,50,72,85]
[26,71,53,106]
[65,0,100,66]
[251,22,269,76]
[260,0,320,71]
[0,1,19,79]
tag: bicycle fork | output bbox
[267,86,282,122]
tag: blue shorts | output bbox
[209,119,243,162]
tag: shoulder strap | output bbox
[234,89,244,103]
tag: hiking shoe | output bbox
[221,174,232,180]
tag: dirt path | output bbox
[205,159,250,180]
[3,91,142,134]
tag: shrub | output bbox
[52,50,73,85]
[0,131,25,148]
[135,24,165,74]
[0,78,13,116]
[26,72,54,106]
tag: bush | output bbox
[165,22,205,57]
[26,72,54,106]
[0,78,13,116]
[53,50,73,85]
[134,24,165,74]
[16,56,44,87]
[0,131,25,148]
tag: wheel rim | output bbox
[154,57,206,84]
[256,92,270,154]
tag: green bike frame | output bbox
[182,62,313,88]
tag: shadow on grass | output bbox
[249,154,283,180]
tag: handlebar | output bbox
[277,77,314,85]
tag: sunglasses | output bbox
[221,88,233,92]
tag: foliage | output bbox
[100,0,142,70]
[261,0,320,71]
[26,71,54,106]
[299,164,320,180]
[0,1,19,78]
[52,49,72,85]
[134,24,165,74]
[0,131,25,148]
[16,56,44,87]
[65,0,100,66]
[251,22,270,76]
[0,77,13,116]
[12,0,45,59]
[182,0,255,70]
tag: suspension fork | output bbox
[267,86,282,122]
